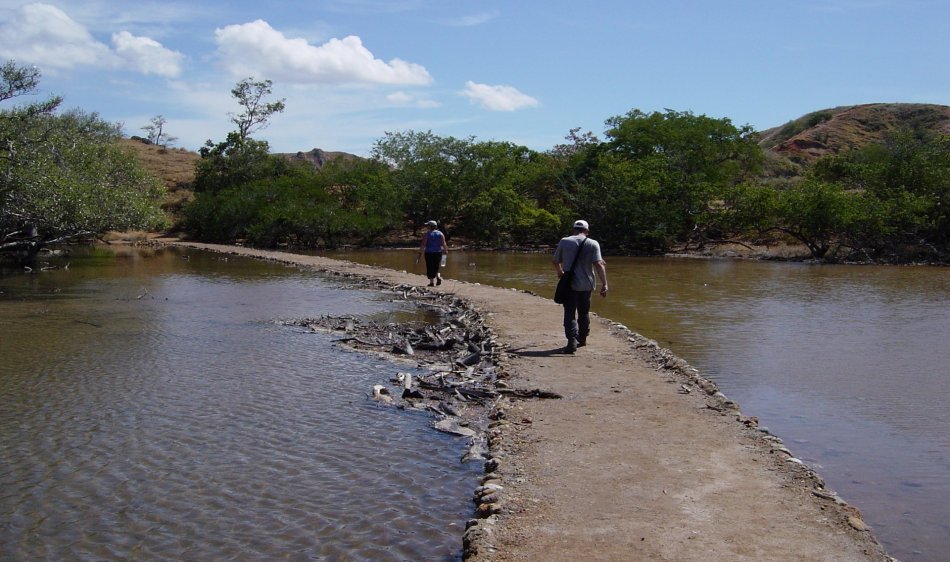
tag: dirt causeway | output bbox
[171,241,891,562]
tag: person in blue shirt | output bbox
[553,219,608,353]
[417,220,448,286]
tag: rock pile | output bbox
[285,283,558,461]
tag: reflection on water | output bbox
[0,246,478,561]
[319,248,950,562]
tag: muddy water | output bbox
[320,248,950,562]
[0,246,478,561]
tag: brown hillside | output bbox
[120,138,199,218]
[121,138,198,188]
[120,140,363,224]
[759,103,950,164]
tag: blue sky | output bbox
[1,0,947,156]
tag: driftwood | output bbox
[497,388,562,399]
[281,282,561,461]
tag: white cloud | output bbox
[214,20,432,86]
[460,81,539,111]
[0,3,114,69]
[386,90,439,108]
[0,3,183,76]
[111,31,183,77]
[446,11,500,27]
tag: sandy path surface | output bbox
[170,242,891,562]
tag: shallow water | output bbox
[0,246,479,561]
[320,248,950,562]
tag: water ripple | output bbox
[1,249,477,561]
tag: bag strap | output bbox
[564,237,588,276]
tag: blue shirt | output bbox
[425,230,445,253]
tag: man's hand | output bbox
[599,284,608,298]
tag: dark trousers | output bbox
[424,252,442,279]
[562,289,592,341]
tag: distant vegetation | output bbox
[179,90,950,263]
[4,60,950,264]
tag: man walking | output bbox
[553,220,608,353]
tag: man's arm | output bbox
[594,260,608,297]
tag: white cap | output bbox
[573,220,589,230]
[425,220,438,227]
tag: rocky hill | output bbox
[275,148,361,170]
[759,103,950,165]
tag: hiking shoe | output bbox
[563,339,578,354]
[578,331,588,347]
[436,276,442,286]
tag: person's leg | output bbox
[562,290,579,352]
[576,290,593,346]
[424,253,439,285]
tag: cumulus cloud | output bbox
[214,20,432,86]
[111,31,184,77]
[386,90,439,108]
[0,3,182,76]
[0,3,113,69]
[460,81,539,111]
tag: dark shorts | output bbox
[424,252,442,279]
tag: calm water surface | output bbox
[320,248,950,562]
[0,246,479,561]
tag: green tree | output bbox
[573,151,675,251]
[454,140,551,242]
[313,157,405,244]
[813,129,950,252]
[772,179,865,259]
[567,109,764,252]
[1,62,165,261]
[372,131,557,244]
[546,127,600,206]
[187,77,404,248]
[193,77,289,194]
[183,167,387,249]
[372,130,473,231]
[700,182,781,245]
[229,78,286,142]
[194,132,290,194]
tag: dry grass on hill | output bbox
[759,103,950,164]
[120,138,198,220]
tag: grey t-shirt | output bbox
[553,234,603,292]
